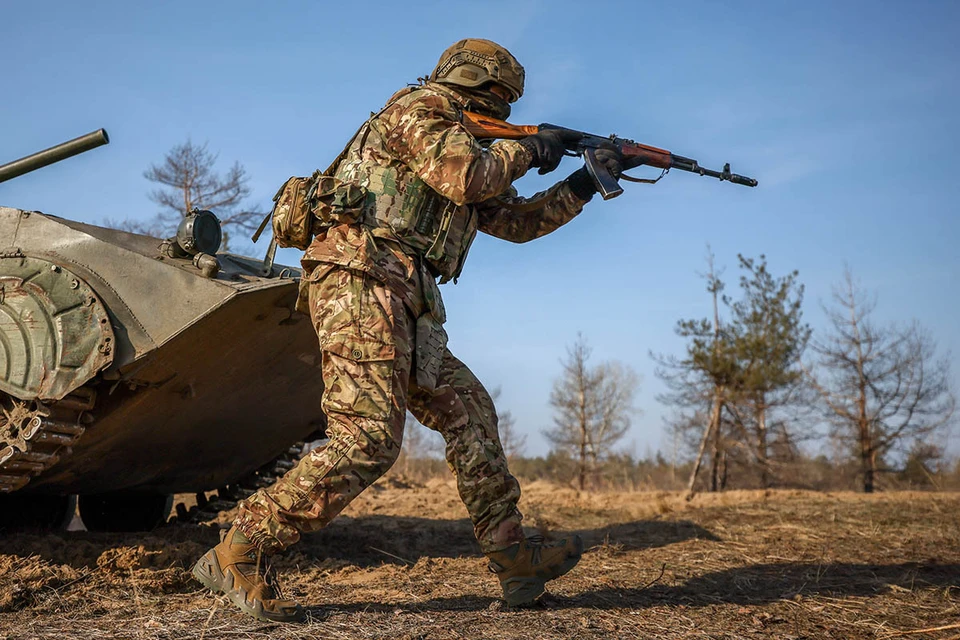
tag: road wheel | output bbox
[78,493,172,532]
[0,494,76,530]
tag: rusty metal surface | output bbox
[0,256,114,401]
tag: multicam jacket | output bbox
[302,81,589,319]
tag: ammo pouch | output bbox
[364,165,447,253]
[363,164,471,280]
[312,175,367,226]
[259,173,368,250]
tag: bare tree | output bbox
[491,387,527,462]
[122,140,262,249]
[544,334,640,490]
[805,269,955,492]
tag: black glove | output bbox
[594,147,626,180]
[565,147,624,200]
[519,129,578,175]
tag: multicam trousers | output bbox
[235,264,522,554]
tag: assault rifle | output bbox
[460,111,757,199]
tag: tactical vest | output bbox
[322,87,480,283]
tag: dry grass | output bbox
[1,481,958,639]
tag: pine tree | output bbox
[725,254,810,488]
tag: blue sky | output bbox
[3,1,958,458]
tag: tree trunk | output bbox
[685,420,712,500]
[710,411,723,492]
[852,296,875,493]
[860,419,873,493]
[857,373,874,492]
[578,385,587,492]
[719,450,728,490]
[710,447,719,492]
[862,446,876,493]
[686,391,723,499]
[756,404,769,488]
[578,439,586,491]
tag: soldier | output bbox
[192,38,631,622]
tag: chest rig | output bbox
[322,86,480,283]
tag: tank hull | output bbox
[1,207,325,497]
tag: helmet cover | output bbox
[430,38,525,102]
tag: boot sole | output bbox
[501,537,584,607]
[192,549,305,623]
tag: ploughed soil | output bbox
[0,480,957,639]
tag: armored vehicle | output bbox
[0,131,324,531]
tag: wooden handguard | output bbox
[621,142,673,170]
[461,111,539,139]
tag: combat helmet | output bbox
[430,39,525,102]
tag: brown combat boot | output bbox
[485,534,584,606]
[192,526,304,623]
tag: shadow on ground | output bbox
[326,561,960,615]
[576,560,960,608]
[574,520,721,550]
[296,515,719,566]
[0,514,717,571]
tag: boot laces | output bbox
[527,535,545,565]
[253,549,286,599]
[488,534,551,573]
[263,560,287,599]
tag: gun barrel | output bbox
[695,162,758,187]
[0,129,110,184]
[670,155,757,187]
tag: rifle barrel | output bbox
[0,129,110,184]
[670,154,757,187]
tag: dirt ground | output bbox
[0,480,957,639]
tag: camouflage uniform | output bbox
[234,81,588,555]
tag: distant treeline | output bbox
[391,448,960,493]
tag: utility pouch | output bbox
[254,173,369,250]
[312,175,368,226]
[424,201,457,263]
[415,311,447,391]
[414,262,447,391]
[419,262,447,324]
[257,173,320,250]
